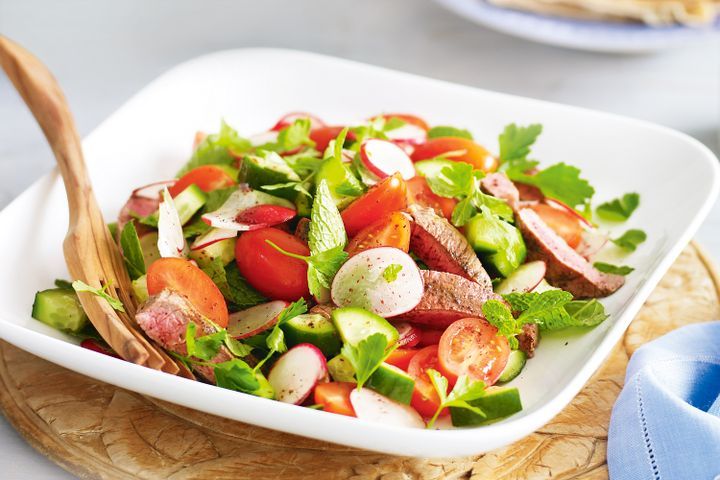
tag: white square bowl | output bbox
[0,49,717,458]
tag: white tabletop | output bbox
[0,0,718,477]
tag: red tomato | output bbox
[271,112,326,131]
[314,382,356,417]
[406,176,457,221]
[530,203,584,249]
[309,126,356,153]
[408,345,448,418]
[346,211,411,256]
[438,318,510,386]
[235,228,310,301]
[147,258,229,328]
[417,326,445,347]
[373,113,429,131]
[341,174,408,237]
[80,339,120,359]
[385,348,418,371]
[168,165,236,197]
[411,137,499,173]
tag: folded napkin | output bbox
[608,321,720,480]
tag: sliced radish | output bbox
[350,388,425,428]
[201,186,295,231]
[544,198,593,228]
[191,228,238,251]
[248,130,279,147]
[360,139,415,181]
[157,187,188,258]
[227,300,289,339]
[531,278,560,293]
[575,229,610,260]
[271,112,326,131]
[268,343,328,404]
[495,261,546,295]
[395,322,421,348]
[331,247,424,317]
[384,123,427,144]
[131,180,175,200]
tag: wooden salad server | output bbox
[0,36,183,374]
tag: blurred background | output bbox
[0,0,718,477]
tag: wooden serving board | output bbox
[1,243,718,480]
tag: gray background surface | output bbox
[0,0,718,477]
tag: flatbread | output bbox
[487,0,720,26]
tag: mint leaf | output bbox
[561,300,608,328]
[214,358,260,393]
[596,193,640,222]
[503,290,609,331]
[428,126,473,140]
[72,280,125,312]
[185,322,225,361]
[593,262,634,275]
[612,229,647,252]
[341,333,391,389]
[383,264,403,283]
[178,121,251,176]
[120,222,146,280]
[498,123,542,163]
[309,180,347,253]
[482,300,522,349]
[200,259,266,310]
[183,217,212,239]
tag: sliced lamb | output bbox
[136,289,233,382]
[515,182,544,203]
[480,172,520,210]
[117,195,159,235]
[516,208,624,298]
[517,323,540,358]
[408,204,492,289]
[393,270,499,328]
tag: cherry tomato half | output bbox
[438,318,510,386]
[346,211,411,256]
[411,137,499,173]
[235,227,310,301]
[417,326,445,347]
[408,345,448,418]
[530,203,584,249]
[406,176,457,221]
[314,382,356,417]
[385,348,418,371]
[147,258,229,328]
[309,126,356,153]
[341,174,408,237]
[168,165,236,197]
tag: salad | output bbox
[31,112,645,429]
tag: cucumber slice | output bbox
[143,184,207,227]
[282,313,342,357]
[327,354,356,383]
[189,237,236,267]
[239,152,300,200]
[139,232,160,267]
[131,275,149,303]
[366,362,415,404]
[465,213,526,277]
[494,261,546,295]
[294,188,313,218]
[32,288,89,333]
[496,350,526,384]
[331,307,399,347]
[449,386,523,427]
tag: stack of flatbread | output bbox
[487,0,720,25]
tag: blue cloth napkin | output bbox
[608,321,720,480]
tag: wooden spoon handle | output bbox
[0,36,92,221]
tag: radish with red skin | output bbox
[575,230,610,260]
[271,112,326,131]
[191,228,237,251]
[384,123,427,144]
[235,205,296,229]
[157,188,188,258]
[227,300,289,339]
[248,130,279,147]
[268,343,329,404]
[395,322,421,348]
[201,187,295,231]
[132,180,175,200]
[359,139,415,181]
[495,261,547,295]
[349,388,425,428]
[331,247,424,318]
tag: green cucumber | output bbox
[465,213,526,277]
[294,190,313,218]
[450,386,523,427]
[366,362,415,404]
[142,184,207,227]
[331,307,399,346]
[189,237,236,267]
[327,354,356,383]
[282,313,342,357]
[497,350,526,384]
[414,158,455,179]
[139,232,160,267]
[251,371,275,399]
[32,288,89,333]
[239,152,300,200]
[131,275,149,303]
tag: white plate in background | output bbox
[435,0,720,52]
[0,49,717,457]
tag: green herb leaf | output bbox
[451,196,477,227]
[425,162,474,199]
[72,280,125,312]
[341,333,391,389]
[596,193,640,222]
[185,322,226,361]
[120,222,146,280]
[178,121,251,176]
[214,358,261,393]
[481,300,522,349]
[426,369,487,428]
[183,217,212,239]
[560,300,609,329]
[382,264,403,283]
[426,368,449,405]
[510,163,595,209]
[612,229,647,252]
[472,190,514,223]
[200,259,266,310]
[427,126,473,140]
[275,118,315,152]
[309,180,347,253]
[498,123,542,163]
[503,290,609,331]
[593,262,634,275]
[255,299,308,370]
[54,279,73,290]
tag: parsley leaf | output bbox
[427,126,473,140]
[257,118,315,153]
[256,299,308,370]
[120,222,146,280]
[482,300,523,349]
[425,161,474,198]
[426,369,487,428]
[612,229,647,252]
[498,123,542,163]
[508,163,595,209]
[185,322,226,361]
[593,262,634,275]
[382,264,403,283]
[72,280,125,312]
[214,358,261,393]
[596,193,640,222]
[178,120,251,176]
[341,333,395,389]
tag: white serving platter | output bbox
[0,48,717,457]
